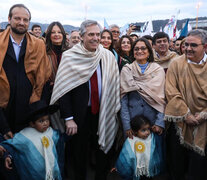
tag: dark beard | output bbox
[11,26,27,35]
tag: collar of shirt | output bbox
[155,51,160,59]
[10,34,24,46]
[187,53,207,65]
[10,35,24,62]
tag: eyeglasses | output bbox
[111,30,120,34]
[134,46,147,51]
[184,42,203,48]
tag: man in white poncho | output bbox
[50,20,120,180]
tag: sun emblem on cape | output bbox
[135,141,145,153]
[42,136,50,148]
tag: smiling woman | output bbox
[45,21,68,98]
[119,38,166,179]
[116,35,134,70]
[120,37,166,142]
[100,29,119,63]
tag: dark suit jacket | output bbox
[59,82,90,131]
[0,37,33,134]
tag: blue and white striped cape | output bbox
[116,133,164,180]
[1,127,62,180]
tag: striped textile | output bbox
[50,43,120,153]
[1,127,62,180]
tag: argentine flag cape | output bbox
[116,133,164,180]
[1,127,62,180]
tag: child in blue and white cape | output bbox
[116,115,164,180]
[0,100,64,180]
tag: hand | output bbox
[3,131,13,140]
[5,157,12,170]
[126,129,133,139]
[195,113,205,125]
[152,125,163,135]
[65,120,78,135]
[110,167,117,173]
[185,114,199,126]
[0,145,6,157]
[127,25,135,35]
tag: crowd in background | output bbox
[0,3,207,180]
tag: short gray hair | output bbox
[109,24,119,30]
[79,20,102,37]
[69,30,79,38]
[187,29,207,44]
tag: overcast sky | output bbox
[0,0,206,27]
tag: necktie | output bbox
[90,70,99,114]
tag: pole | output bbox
[84,4,88,21]
[196,2,202,29]
[196,6,199,29]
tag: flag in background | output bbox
[104,18,109,29]
[164,10,180,39]
[141,19,153,36]
[173,10,180,38]
[163,15,176,39]
[179,19,189,38]
[141,21,148,33]
[159,26,163,32]
[120,23,129,36]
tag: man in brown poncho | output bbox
[0,4,51,140]
[152,32,178,72]
[165,29,207,180]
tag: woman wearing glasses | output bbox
[120,37,166,141]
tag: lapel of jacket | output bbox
[7,37,17,62]
[19,37,27,60]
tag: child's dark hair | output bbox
[130,115,151,132]
[31,113,51,123]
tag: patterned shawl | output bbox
[1,127,61,180]
[165,54,207,155]
[120,61,166,113]
[50,43,120,153]
[116,133,164,179]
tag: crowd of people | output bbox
[0,3,207,180]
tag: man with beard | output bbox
[152,32,178,72]
[0,4,51,140]
[50,20,120,180]
[165,29,207,180]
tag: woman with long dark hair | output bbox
[116,35,133,70]
[45,21,68,91]
[100,29,119,62]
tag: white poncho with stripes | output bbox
[50,43,120,153]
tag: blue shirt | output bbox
[138,62,149,74]
[10,35,24,62]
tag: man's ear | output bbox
[80,36,83,42]
[8,16,11,24]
